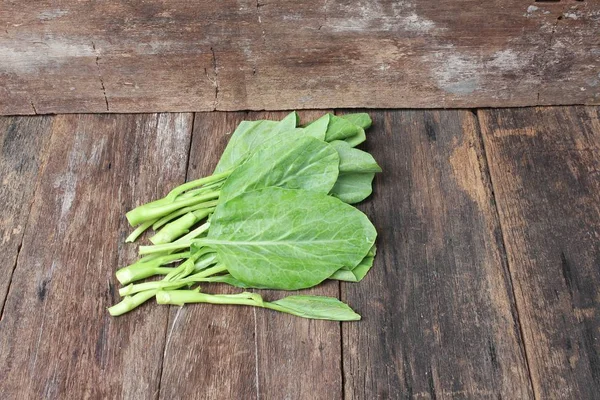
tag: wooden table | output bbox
[1,107,599,399]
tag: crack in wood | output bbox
[30,102,38,115]
[0,242,22,321]
[92,42,110,112]
[210,47,219,110]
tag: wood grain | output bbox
[1,1,599,115]
[157,111,261,400]
[0,113,193,399]
[479,106,600,399]
[342,110,534,399]
[159,110,342,400]
[0,116,52,310]
[248,110,342,400]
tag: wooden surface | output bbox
[1,1,599,115]
[343,110,532,398]
[479,107,600,399]
[1,107,599,399]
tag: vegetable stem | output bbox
[108,290,157,316]
[115,252,190,285]
[165,170,231,200]
[149,207,214,245]
[126,191,220,226]
[125,218,158,243]
[152,200,218,230]
[156,290,263,307]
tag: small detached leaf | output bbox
[266,295,361,321]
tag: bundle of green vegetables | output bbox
[109,112,380,321]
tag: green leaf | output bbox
[266,295,361,321]
[340,113,372,129]
[329,140,381,173]
[215,112,299,173]
[198,187,376,290]
[328,140,380,204]
[220,135,339,203]
[331,244,376,281]
[330,173,376,204]
[344,127,366,147]
[302,114,330,140]
[325,114,361,141]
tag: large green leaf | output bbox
[219,135,339,203]
[214,112,298,173]
[197,187,376,290]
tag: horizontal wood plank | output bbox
[0,1,599,114]
[479,106,600,399]
[0,114,193,399]
[343,110,534,399]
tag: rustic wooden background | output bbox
[1,1,599,115]
[1,108,599,399]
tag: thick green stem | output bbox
[186,263,227,280]
[139,241,192,256]
[176,181,224,200]
[156,290,264,307]
[152,200,218,230]
[165,170,230,200]
[177,221,210,243]
[150,208,214,245]
[125,218,159,243]
[119,281,189,296]
[118,257,222,296]
[126,191,220,226]
[115,252,189,285]
[108,290,157,316]
[163,248,213,281]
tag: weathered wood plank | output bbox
[158,110,343,400]
[1,1,599,114]
[157,111,260,400]
[0,116,52,310]
[0,113,193,399]
[479,106,600,399]
[343,110,534,399]
[248,110,342,400]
